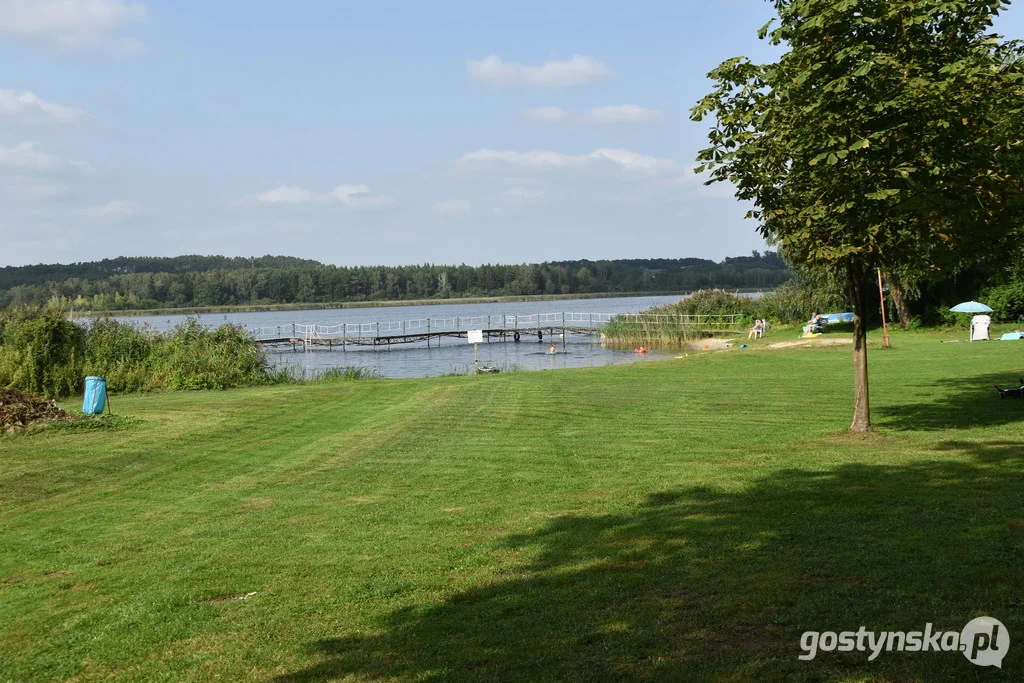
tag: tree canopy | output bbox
[692,0,1024,431]
[0,254,790,311]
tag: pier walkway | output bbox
[249,312,744,350]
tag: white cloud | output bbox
[459,149,578,168]
[253,185,321,205]
[458,148,677,174]
[588,148,676,173]
[0,141,91,173]
[521,106,572,123]
[432,199,471,215]
[0,0,149,52]
[588,104,665,124]
[522,104,665,125]
[467,54,611,88]
[76,199,140,219]
[331,184,394,208]
[0,89,88,126]
[501,187,549,204]
[245,184,393,209]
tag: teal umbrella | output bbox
[950,301,993,313]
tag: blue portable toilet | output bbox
[83,376,107,415]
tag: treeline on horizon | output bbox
[0,252,790,311]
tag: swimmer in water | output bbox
[549,344,557,354]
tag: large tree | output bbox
[692,0,1024,431]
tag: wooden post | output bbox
[474,343,479,374]
[877,269,891,348]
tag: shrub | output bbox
[660,289,757,317]
[983,282,1024,322]
[150,318,270,390]
[0,312,86,398]
[85,319,154,392]
[756,280,848,324]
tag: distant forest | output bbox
[0,252,790,311]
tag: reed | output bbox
[600,290,760,347]
[311,366,382,382]
[601,317,711,346]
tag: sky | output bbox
[2,1,1023,268]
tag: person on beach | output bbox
[748,319,764,339]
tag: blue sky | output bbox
[2,1,1022,268]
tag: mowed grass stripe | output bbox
[0,329,1022,681]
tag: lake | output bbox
[120,295,690,378]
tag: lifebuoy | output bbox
[513,332,521,342]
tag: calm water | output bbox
[120,295,685,379]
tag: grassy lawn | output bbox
[1,330,1022,681]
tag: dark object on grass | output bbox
[1,389,72,434]
[994,379,1024,399]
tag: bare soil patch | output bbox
[766,337,853,349]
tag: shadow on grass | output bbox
[278,441,1024,682]
[876,371,1024,430]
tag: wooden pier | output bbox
[249,312,744,351]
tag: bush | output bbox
[1,310,277,396]
[983,282,1024,322]
[660,289,757,317]
[150,318,270,390]
[85,319,154,392]
[756,280,849,324]
[0,311,86,398]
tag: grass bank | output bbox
[1,330,1022,680]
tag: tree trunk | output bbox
[886,273,912,329]
[847,260,871,432]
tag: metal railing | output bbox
[247,312,743,341]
